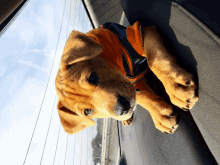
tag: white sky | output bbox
[0,0,98,164]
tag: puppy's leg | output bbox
[143,26,198,110]
[136,80,178,134]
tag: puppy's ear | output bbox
[57,100,96,134]
[60,30,104,72]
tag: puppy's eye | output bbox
[84,109,93,116]
[66,65,71,70]
[88,71,99,85]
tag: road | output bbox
[117,105,218,165]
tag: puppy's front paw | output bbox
[121,114,133,126]
[149,101,179,134]
[162,68,199,111]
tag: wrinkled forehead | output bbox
[56,65,93,99]
[57,86,92,111]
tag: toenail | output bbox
[182,108,189,111]
[186,104,190,108]
[186,99,190,103]
[163,132,168,134]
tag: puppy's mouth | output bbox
[121,105,136,115]
[114,94,136,116]
[115,103,136,118]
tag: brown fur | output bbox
[55,26,198,134]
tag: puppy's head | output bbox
[55,30,136,134]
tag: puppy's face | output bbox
[57,56,136,120]
[55,30,136,134]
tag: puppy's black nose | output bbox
[114,95,131,116]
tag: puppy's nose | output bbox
[114,95,132,116]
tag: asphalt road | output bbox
[117,105,218,165]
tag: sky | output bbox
[0,0,100,164]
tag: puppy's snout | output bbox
[114,95,133,116]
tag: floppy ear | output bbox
[60,30,104,72]
[57,100,96,134]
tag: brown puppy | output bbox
[55,22,198,134]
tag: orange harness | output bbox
[86,21,149,89]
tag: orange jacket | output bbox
[85,21,148,90]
